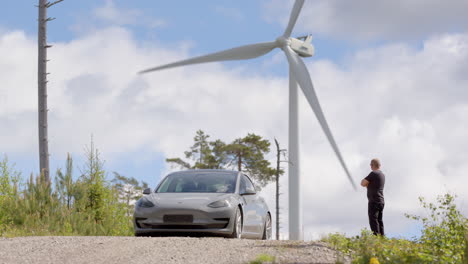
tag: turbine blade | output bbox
[283,0,305,38]
[283,46,357,190]
[139,41,277,74]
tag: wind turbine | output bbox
[139,0,357,240]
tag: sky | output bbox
[1,0,468,240]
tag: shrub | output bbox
[323,193,467,264]
[406,194,468,263]
[0,141,141,237]
[0,156,20,234]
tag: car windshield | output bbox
[156,172,237,193]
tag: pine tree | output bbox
[224,134,276,188]
[166,130,276,189]
[55,153,74,209]
[166,130,225,169]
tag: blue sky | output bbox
[1,0,468,240]
[1,1,365,73]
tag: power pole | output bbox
[274,138,287,240]
[37,0,63,182]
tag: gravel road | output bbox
[0,236,350,264]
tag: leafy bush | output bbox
[324,230,426,263]
[0,142,144,237]
[406,194,468,263]
[0,156,20,232]
[323,193,467,264]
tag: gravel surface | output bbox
[0,236,350,264]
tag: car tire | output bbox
[261,214,272,240]
[228,207,243,239]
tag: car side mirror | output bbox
[143,188,151,195]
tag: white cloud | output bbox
[262,0,468,40]
[0,26,287,159]
[1,21,468,240]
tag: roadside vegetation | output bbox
[0,141,145,237]
[323,193,468,264]
[249,253,276,264]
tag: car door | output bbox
[243,175,265,236]
[239,175,260,237]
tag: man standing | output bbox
[361,158,385,236]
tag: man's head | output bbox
[370,158,381,171]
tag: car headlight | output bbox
[137,198,155,208]
[207,199,230,208]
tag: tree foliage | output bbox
[55,154,74,209]
[323,193,468,264]
[0,156,20,232]
[0,141,146,237]
[405,194,468,263]
[224,134,276,187]
[166,130,277,188]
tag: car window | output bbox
[242,175,256,193]
[156,172,237,193]
[239,176,247,194]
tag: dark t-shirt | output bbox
[365,170,385,204]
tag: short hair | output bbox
[371,158,381,168]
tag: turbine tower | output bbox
[139,0,357,240]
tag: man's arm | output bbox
[362,172,374,187]
[361,178,369,187]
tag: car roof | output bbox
[166,169,240,177]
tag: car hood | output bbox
[147,193,235,207]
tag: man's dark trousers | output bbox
[368,202,384,236]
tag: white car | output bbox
[134,170,271,239]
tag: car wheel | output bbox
[262,214,272,240]
[228,207,243,239]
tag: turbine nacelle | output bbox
[290,35,314,57]
[276,35,314,58]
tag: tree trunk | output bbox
[37,0,64,183]
[38,0,50,182]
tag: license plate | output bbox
[163,215,193,223]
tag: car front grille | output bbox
[138,217,229,230]
[142,223,227,229]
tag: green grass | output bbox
[249,253,276,264]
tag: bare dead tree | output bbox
[38,0,63,182]
[274,138,287,240]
